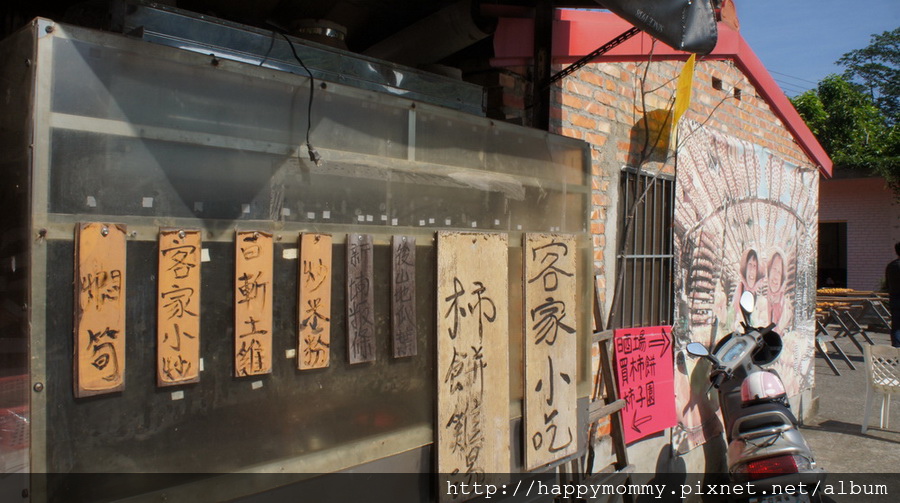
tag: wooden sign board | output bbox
[235,231,273,376]
[74,222,127,398]
[523,233,578,470]
[347,234,376,364]
[436,231,510,476]
[298,233,332,370]
[157,229,202,386]
[391,235,417,358]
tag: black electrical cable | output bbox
[258,30,276,67]
[279,32,321,165]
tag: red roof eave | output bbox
[492,11,833,177]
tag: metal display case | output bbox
[0,17,592,502]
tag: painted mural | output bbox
[671,119,819,453]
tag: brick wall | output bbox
[819,177,900,290]
[546,58,819,315]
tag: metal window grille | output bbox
[616,169,675,328]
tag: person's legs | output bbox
[891,297,900,347]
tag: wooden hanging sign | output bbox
[391,235,417,358]
[157,229,202,386]
[298,233,332,370]
[523,233,578,470]
[235,231,273,377]
[436,231,510,476]
[347,233,376,364]
[74,222,127,398]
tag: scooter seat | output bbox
[730,402,798,439]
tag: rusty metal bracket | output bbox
[546,26,641,87]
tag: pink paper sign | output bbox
[613,325,676,444]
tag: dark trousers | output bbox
[891,296,900,348]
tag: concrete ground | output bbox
[802,328,900,473]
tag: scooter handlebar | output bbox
[757,322,777,338]
[711,372,727,389]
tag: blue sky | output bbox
[736,0,900,96]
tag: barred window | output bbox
[616,169,675,328]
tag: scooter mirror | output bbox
[740,291,755,314]
[686,342,709,357]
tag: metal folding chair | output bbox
[815,319,855,376]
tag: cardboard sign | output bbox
[436,231,510,477]
[523,233,578,470]
[347,234,376,364]
[613,325,676,444]
[235,231,273,376]
[157,229,202,386]
[391,235,417,358]
[298,233,332,370]
[74,223,127,398]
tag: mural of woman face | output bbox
[768,253,784,293]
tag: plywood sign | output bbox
[298,233,332,370]
[157,229,201,386]
[391,235,417,358]
[235,231,273,376]
[347,234,376,364]
[523,233,578,470]
[436,231,510,476]
[74,222,127,398]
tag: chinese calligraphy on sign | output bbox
[298,233,332,370]
[523,234,578,470]
[74,223,126,397]
[436,232,510,478]
[158,229,201,386]
[391,235,417,358]
[613,325,675,444]
[347,234,376,364]
[235,231,273,376]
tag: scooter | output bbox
[686,291,825,502]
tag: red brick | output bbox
[565,79,591,98]
[561,93,586,109]
[561,127,583,139]
[584,101,605,116]
[569,113,597,129]
[585,132,608,147]
[579,71,607,88]
[593,90,614,106]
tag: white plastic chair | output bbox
[861,344,900,433]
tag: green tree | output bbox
[791,75,900,197]
[838,27,899,124]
